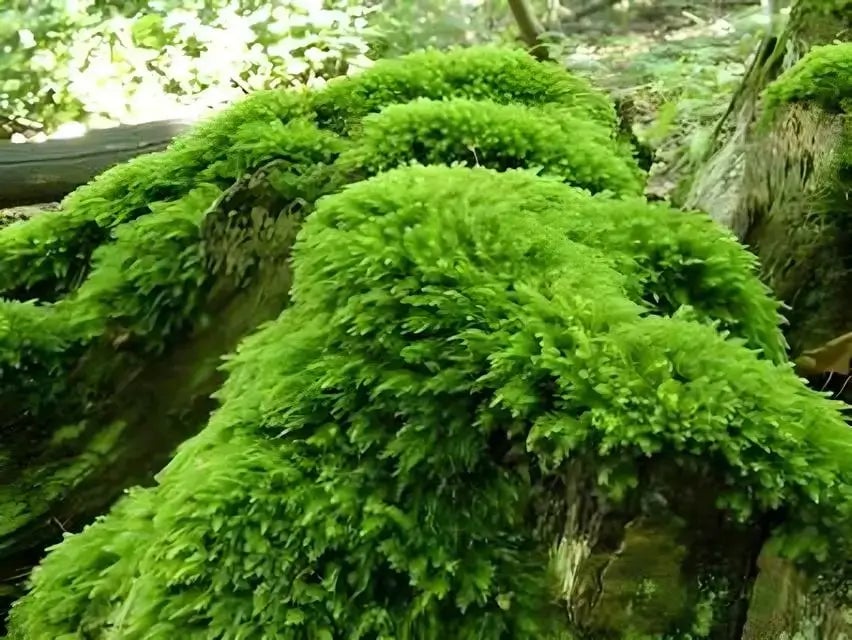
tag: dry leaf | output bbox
[794,331,852,376]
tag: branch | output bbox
[0,119,193,208]
[507,0,551,61]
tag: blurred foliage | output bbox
[0,0,518,137]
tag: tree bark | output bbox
[685,0,852,355]
[0,120,193,209]
[687,4,852,633]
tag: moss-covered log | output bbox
[0,46,643,631]
[685,1,852,633]
[686,0,852,355]
[2,45,851,639]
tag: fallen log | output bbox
[0,119,194,209]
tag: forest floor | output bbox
[553,3,773,201]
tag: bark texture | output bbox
[686,2,852,635]
[687,0,851,354]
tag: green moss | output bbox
[9,165,850,639]
[0,93,322,302]
[6,45,849,639]
[311,45,618,134]
[552,196,788,362]
[337,98,644,196]
[761,43,852,125]
[0,420,126,538]
[750,42,852,355]
[0,120,342,416]
[0,46,618,304]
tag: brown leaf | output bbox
[794,331,852,376]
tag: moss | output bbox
[555,196,788,362]
[0,93,321,302]
[0,420,126,537]
[747,43,852,353]
[311,45,619,134]
[761,43,852,125]
[0,121,341,416]
[8,165,850,638]
[337,98,644,196]
[0,46,615,304]
[5,45,850,638]
[2,50,629,615]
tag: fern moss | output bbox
[337,98,644,196]
[0,99,330,302]
[0,45,615,303]
[311,45,618,133]
[6,45,849,639]
[8,166,850,639]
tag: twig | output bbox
[507,0,551,61]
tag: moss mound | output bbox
[2,45,850,638]
[337,98,644,196]
[310,45,619,132]
[761,42,852,123]
[8,165,851,639]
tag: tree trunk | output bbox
[559,462,769,640]
[0,120,192,209]
[686,0,852,356]
[687,1,852,635]
[507,0,552,60]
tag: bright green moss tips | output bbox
[311,45,618,134]
[11,166,850,639]
[0,46,617,303]
[572,197,789,363]
[307,167,784,361]
[761,43,852,125]
[336,98,644,196]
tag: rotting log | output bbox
[0,159,309,630]
[686,0,852,355]
[0,120,193,209]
